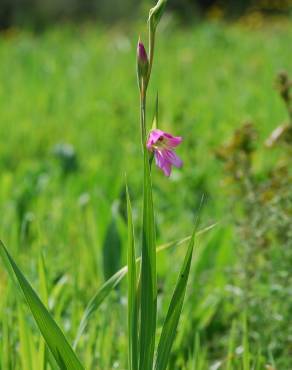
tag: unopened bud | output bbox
[137,39,149,81]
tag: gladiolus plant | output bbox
[129,1,200,370]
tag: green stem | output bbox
[140,89,154,169]
[140,84,147,151]
[146,28,156,89]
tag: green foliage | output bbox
[0,241,84,370]
[139,146,157,370]
[126,186,138,370]
[155,229,195,370]
[215,70,292,369]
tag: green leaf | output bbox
[38,253,49,305]
[139,149,157,370]
[149,0,168,31]
[154,229,196,370]
[192,332,201,370]
[37,253,49,370]
[152,93,159,130]
[0,241,84,370]
[126,185,138,370]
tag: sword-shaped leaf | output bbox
[154,229,196,370]
[0,241,84,370]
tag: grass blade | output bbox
[242,313,250,370]
[154,229,196,370]
[139,149,157,370]
[18,304,34,370]
[152,93,159,130]
[0,241,84,370]
[74,266,127,348]
[37,254,49,370]
[254,347,264,370]
[226,320,236,370]
[126,185,138,370]
[192,332,201,370]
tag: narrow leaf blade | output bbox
[155,230,196,370]
[37,253,49,370]
[152,93,159,130]
[0,241,84,370]
[126,185,138,370]
[139,149,157,370]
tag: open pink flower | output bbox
[147,129,183,177]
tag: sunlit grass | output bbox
[0,17,291,369]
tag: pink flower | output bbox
[147,129,183,177]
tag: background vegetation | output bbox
[0,1,291,369]
[1,0,291,29]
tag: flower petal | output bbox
[155,150,171,177]
[154,149,166,168]
[163,149,183,168]
[163,133,183,148]
[147,129,165,149]
[162,162,171,177]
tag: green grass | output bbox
[0,18,291,369]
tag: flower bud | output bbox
[137,39,149,81]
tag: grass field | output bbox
[0,16,291,369]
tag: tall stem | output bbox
[139,71,157,370]
[146,28,156,90]
[140,84,147,150]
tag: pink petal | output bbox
[165,135,183,148]
[162,162,171,177]
[155,150,171,176]
[163,149,183,168]
[147,129,183,150]
[154,150,166,168]
[147,129,165,149]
